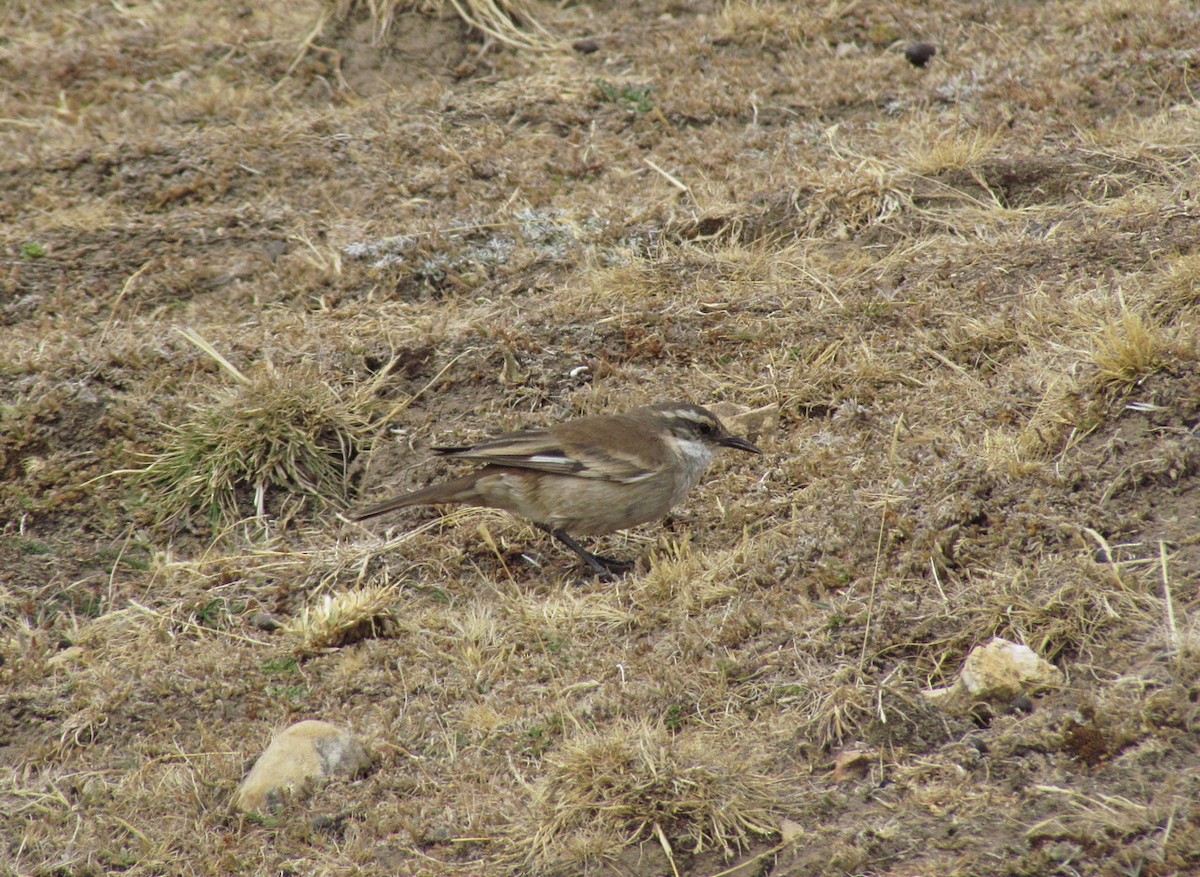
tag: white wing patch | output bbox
[526,454,574,466]
[616,470,659,484]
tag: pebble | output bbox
[960,637,1062,699]
[235,720,371,813]
[924,637,1062,710]
[904,43,937,68]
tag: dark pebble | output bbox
[905,42,937,68]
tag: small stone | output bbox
[831,748,873,782]
[572,39,600,54]
[248,612,282,631]
[708,402,779,442]
[780,817,805,843]
[1007,695,1035,714]
[960,637,1062,700]
[235,720,371,813]
[924,637,1062,712]
[904,42,937,68]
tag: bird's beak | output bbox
[719,434,763,454]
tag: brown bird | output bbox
[349,402,762,576]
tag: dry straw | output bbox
[518,721,783,873]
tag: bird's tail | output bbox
[348,473,483,521]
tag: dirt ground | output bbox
[2,1,1200,875]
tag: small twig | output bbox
[929,558,949,605]
[1160,541,1179,653]
[1081,526,1134,591]
[275,5,333,89]
[859,499,888,670]
[653,823,680,877]
[106,524,139,608]
[644,158,690,193]
[127,600,271,647]
[380,346,480,423]
[99,260,153,344]
[175,327,248,384]
[701,842,788,877]
[477,522,517,586]
[924,345,986,389]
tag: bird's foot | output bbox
[582,552,636,580]
[541,527,637,580]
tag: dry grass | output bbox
[904,128,999,176]
[323,0,552,49]
[716,1,827,47]
[1091,311,1185,389]
[519,721,783,873]
[4,0,1200,875]
[284,583,401,656]
[122,359,380,533]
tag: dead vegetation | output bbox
[3,0,1200,875]
[519,721,782,873]
[321,0,553,50]
[121,352,380,533]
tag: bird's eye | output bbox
[698,420,716,435]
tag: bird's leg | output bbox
[539,526,636,579]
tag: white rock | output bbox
[959,637,1063,699]
[924,637,1063,709]
[235,720,370,813]
[708,401,779,441]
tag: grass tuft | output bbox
[954,556,1160,663]
[284,584,400,656]
[127,363,376,532]
[1091,311,1180,389]
[1153,253,1200,320]
[717,1,825,47]
[323,0,552,49]
[520,721,782,873]
[793,158,911,238]
[905,129,998,175]
[792,664,885,751]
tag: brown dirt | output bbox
[3,1,1200,875]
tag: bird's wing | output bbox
[434,427,655,483]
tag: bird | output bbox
[349,402,763,577]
